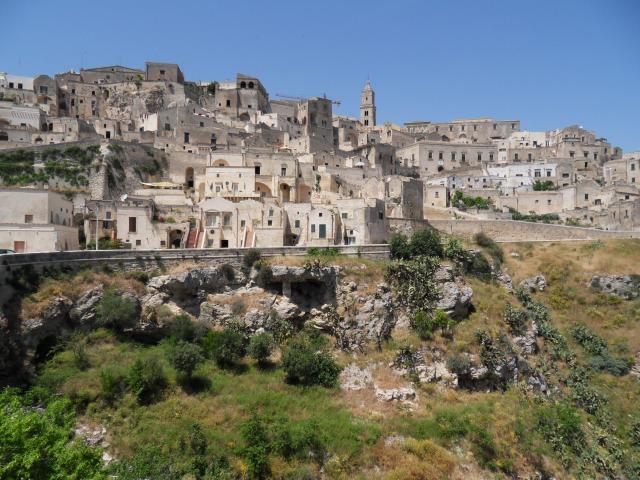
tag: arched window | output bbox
[240,81,247,88]
[248,81,254,89]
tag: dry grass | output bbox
[20,270,146,320]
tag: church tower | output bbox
[359,80,376,128]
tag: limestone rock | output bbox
[69,286,103,328]
[147,266,235,301]
[495,270,514,293]
[519,275,546,292]
[374,385,416,402]
[340,363,373,391]
[21,297,73,350]
[436,281,474,319]
[589,274,640,300]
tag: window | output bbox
[128,217,137,233]
[364,120,368,126]
[311,224,316,233]
[160,70,165,75]
[160,240,166,246]
[632,164,636,171]
[584,194,589,200]
[294,219,300,228]
[534,170,541,177]
[18,83,23,89]
[319,224,327,238]
[569,151,575,158]
[584,152,589,158]
[364,110,368,116]
[341,212,348,219]
[528,153,532,161]
[184,132,190,143]
[8,82,13,88]
[378,211,384,220]
[39,85,48,94]
[461,153,466,162]
[254,165,261,174]
[281,167,287,176]
[489,153,494,161]
[136,239,141,246]
[493,124,497,130]
[106,211,111,219]
[547,200,551,205]
[477,153,482,161]
[438,152,443,160]
[428,151,433,160]
[24,214,33,224]
[226,99,231,107]
[199,121,204,127]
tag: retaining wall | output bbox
[389,218,640,242]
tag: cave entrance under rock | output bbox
[277,279,334,310]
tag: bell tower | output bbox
[359,80,376,128]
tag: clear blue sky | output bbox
[2,0,639,151]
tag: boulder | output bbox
[519,275,546,292]
[495,270,514,293]
[340,363,373,391]
[374,385,416,402]
[436,281,474,319]
[589,274,640,300]
[69,286,103,329]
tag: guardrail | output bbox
[0,244,391,270]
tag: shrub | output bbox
[96,287,138,332]
[473,232,503,266]
[409,228,443,258]
[72,341,90,370]
[570,323,608,355]
[386,256,440,315]
[389,233,411,260]
[231,299,246,316]
[307,246,340,257]
[219,263,235,282]
[0,389,106,480]
[243,249,261,270]
[413,310,436,340]
[443,237,465,261]
[255,261,273,287]
[169,341,205,380]
[446,353,473,377]
[127,357,167,404]
[504,304,528,335]
[265,310,294,343]
[586,354,632,376]
[170,314,200,343]
[202,327,247,367]
[248,333,275,365]
[533,180,556,191]
[99,369,125,405]
[461,250,493,281]
[272,419,324,460]
[536,401,585,466]
[241,414,271,479]
[281,336,341,387]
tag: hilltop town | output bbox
[0,62,638,252]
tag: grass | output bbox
[17,238,640,478]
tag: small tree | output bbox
[281,336,341,387]
[410,228,443,258]
[389,233,411,260]
[248,333,274,365]
[243,249,262,270]
[203,326,247,367]
[96,287,138,332]
[241,414,271,479]
[170,341,204,380]
[127,357,167,404]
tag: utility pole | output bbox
[95,204,99,251]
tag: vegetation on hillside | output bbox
[1,239,640,478]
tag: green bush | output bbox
[586,354,632,376]
[536,401,585,466]
[389,233,411,260]
[504,304,528,335]
[386,256,440,315]
[248,333,275,365]
[255,261,273,287]
[409,228,443,258]
[533,180,556,191]
[474,232,503,267]
[307,246,340,257]
[99,369,125,405]
[169,341,205,380]
[241,414,271,479]
[243,249,262,269]
[412,309,454,340]
[0,389,106,480]
[281,336,341,387]
[72,341,90,370]
[452,190,491,209]
[570,323,608,355]
[273,419,324,460]
[202,327,247,367]
[96,288,139,332]
[127,357,167,404]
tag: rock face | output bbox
[435,266,474,319]
[589,274,640,300]
[20,297,73,352]
[69,286,104,329]
[310,283,395,351]
[519,275,547,292]
[495,270,514,293]
[147,266,239,306]
[374,385,416,402]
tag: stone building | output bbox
[0,188,79,252]
[404,118,520,143]
[145,62,184,84]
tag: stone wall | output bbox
[389,218,640,242]
[0,244,390,307]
